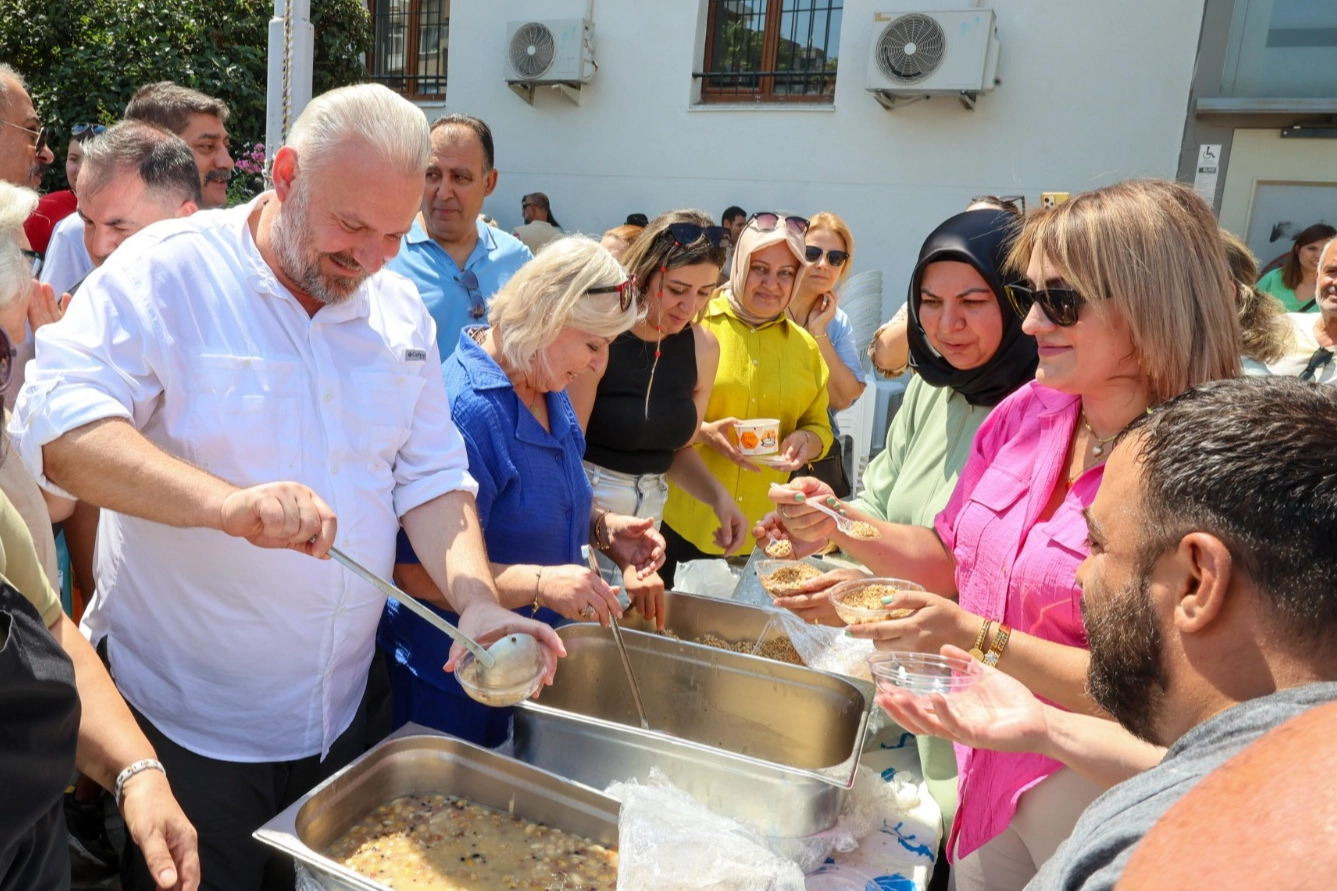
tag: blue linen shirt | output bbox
[379,328,592,692]
[826,307,863,434]
[387,217,532,360]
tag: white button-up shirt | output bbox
[11,199,477,761]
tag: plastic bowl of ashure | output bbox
[866,650,980,699]
[454,634,547,706]
[828,577,924,626]
[755,559,825,599]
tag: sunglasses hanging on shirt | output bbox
[458,270,486,320]
[1300,347,1334,383]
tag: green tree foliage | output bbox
[0,0,372,191]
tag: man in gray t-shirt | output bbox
[1030,682,1337,891]
[878,379,1337,891]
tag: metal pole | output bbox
[265,0,315,185]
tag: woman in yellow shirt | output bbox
[661,213,832,583]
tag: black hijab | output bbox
[906,208,1038,407]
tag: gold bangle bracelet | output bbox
[531,566,543,616]
[983,623,1012,668]
[968,618,993,662]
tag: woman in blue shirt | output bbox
[379,236,665,746]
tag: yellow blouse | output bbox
[663,293,833,554]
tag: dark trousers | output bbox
[659,522,715,590]
[120,701,366,891]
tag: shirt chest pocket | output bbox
[345,371,426,470]
[952,469,1029,582]
[183,355,302,483]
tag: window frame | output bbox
[698,0,842,105]
[366,0,449,101]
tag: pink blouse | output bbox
[933,381,1101,860]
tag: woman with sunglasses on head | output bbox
[789,212,866,413]
[380,236,666,747]
[569,211,747,628]
[767,180,1241,891]
[658,212,833,585]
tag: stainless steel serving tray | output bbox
[514,623,875,837]
[254,724,620,891]
[618,589,788,647]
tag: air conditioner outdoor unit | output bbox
[865,10,1000,110]
[505,19,596,106]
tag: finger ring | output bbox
[779,505,792,519]
[582,606,595,619]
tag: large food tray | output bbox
[514,623,874,836]
[254,725,619,891]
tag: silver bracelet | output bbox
[114,758,166,809]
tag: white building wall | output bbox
[440,0,1205,317]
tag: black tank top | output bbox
[585,328,698,475]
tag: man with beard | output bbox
[876,376,1337,891]
[0,64,54,189]
[11,83,564,891]
[386,114,531,360]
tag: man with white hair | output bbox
[0,63,54,189]
[12,83,564,891]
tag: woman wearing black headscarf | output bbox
[757,208,1035,563]
[754,207,1034,839]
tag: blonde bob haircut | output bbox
[1007,178,1241,403]
[488,235,640,379]
[807,211,856,291]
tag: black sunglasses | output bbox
[1300,347,1334,383]
[805,245,849,267]
[458,269,486,320]
[21,248,42,277]
[0,324,14,392]
[748,212,809,236]
[1004,283,1088,327]
[662,223,728,248]
[588,274,637,312]
[71,122,108,141]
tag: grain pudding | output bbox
[327,793,617,890]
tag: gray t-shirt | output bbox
[1028,682,1337,891]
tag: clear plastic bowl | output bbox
[454,634,547,707]
[755,558,824,598]
[867,651,979,698]
[828,577,925,625]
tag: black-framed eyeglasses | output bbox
[0,324,14,392]
[748,212,809,236]
[662,223,728,248]
[2,119,48,158]
[588,274,637,312]
[458,269,486,320]
[1300,347,1334,383]
[971,194,1026,215]
[804,246,849,267]
[20,248,42,277]
[1004,283,1088,327]
[71,122,108,141]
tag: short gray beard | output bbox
[270,185,363,306]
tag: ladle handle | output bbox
[327,546,494,669]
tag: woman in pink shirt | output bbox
[770,180,1242,891]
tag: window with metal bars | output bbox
[698,0,843,103]
[367,0,449,99]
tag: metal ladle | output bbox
[582,544,650,730]
[327,546,494,669]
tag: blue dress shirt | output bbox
[378,328,592,744]
[387,217,532,360]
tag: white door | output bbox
[1218,129,1337,269]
